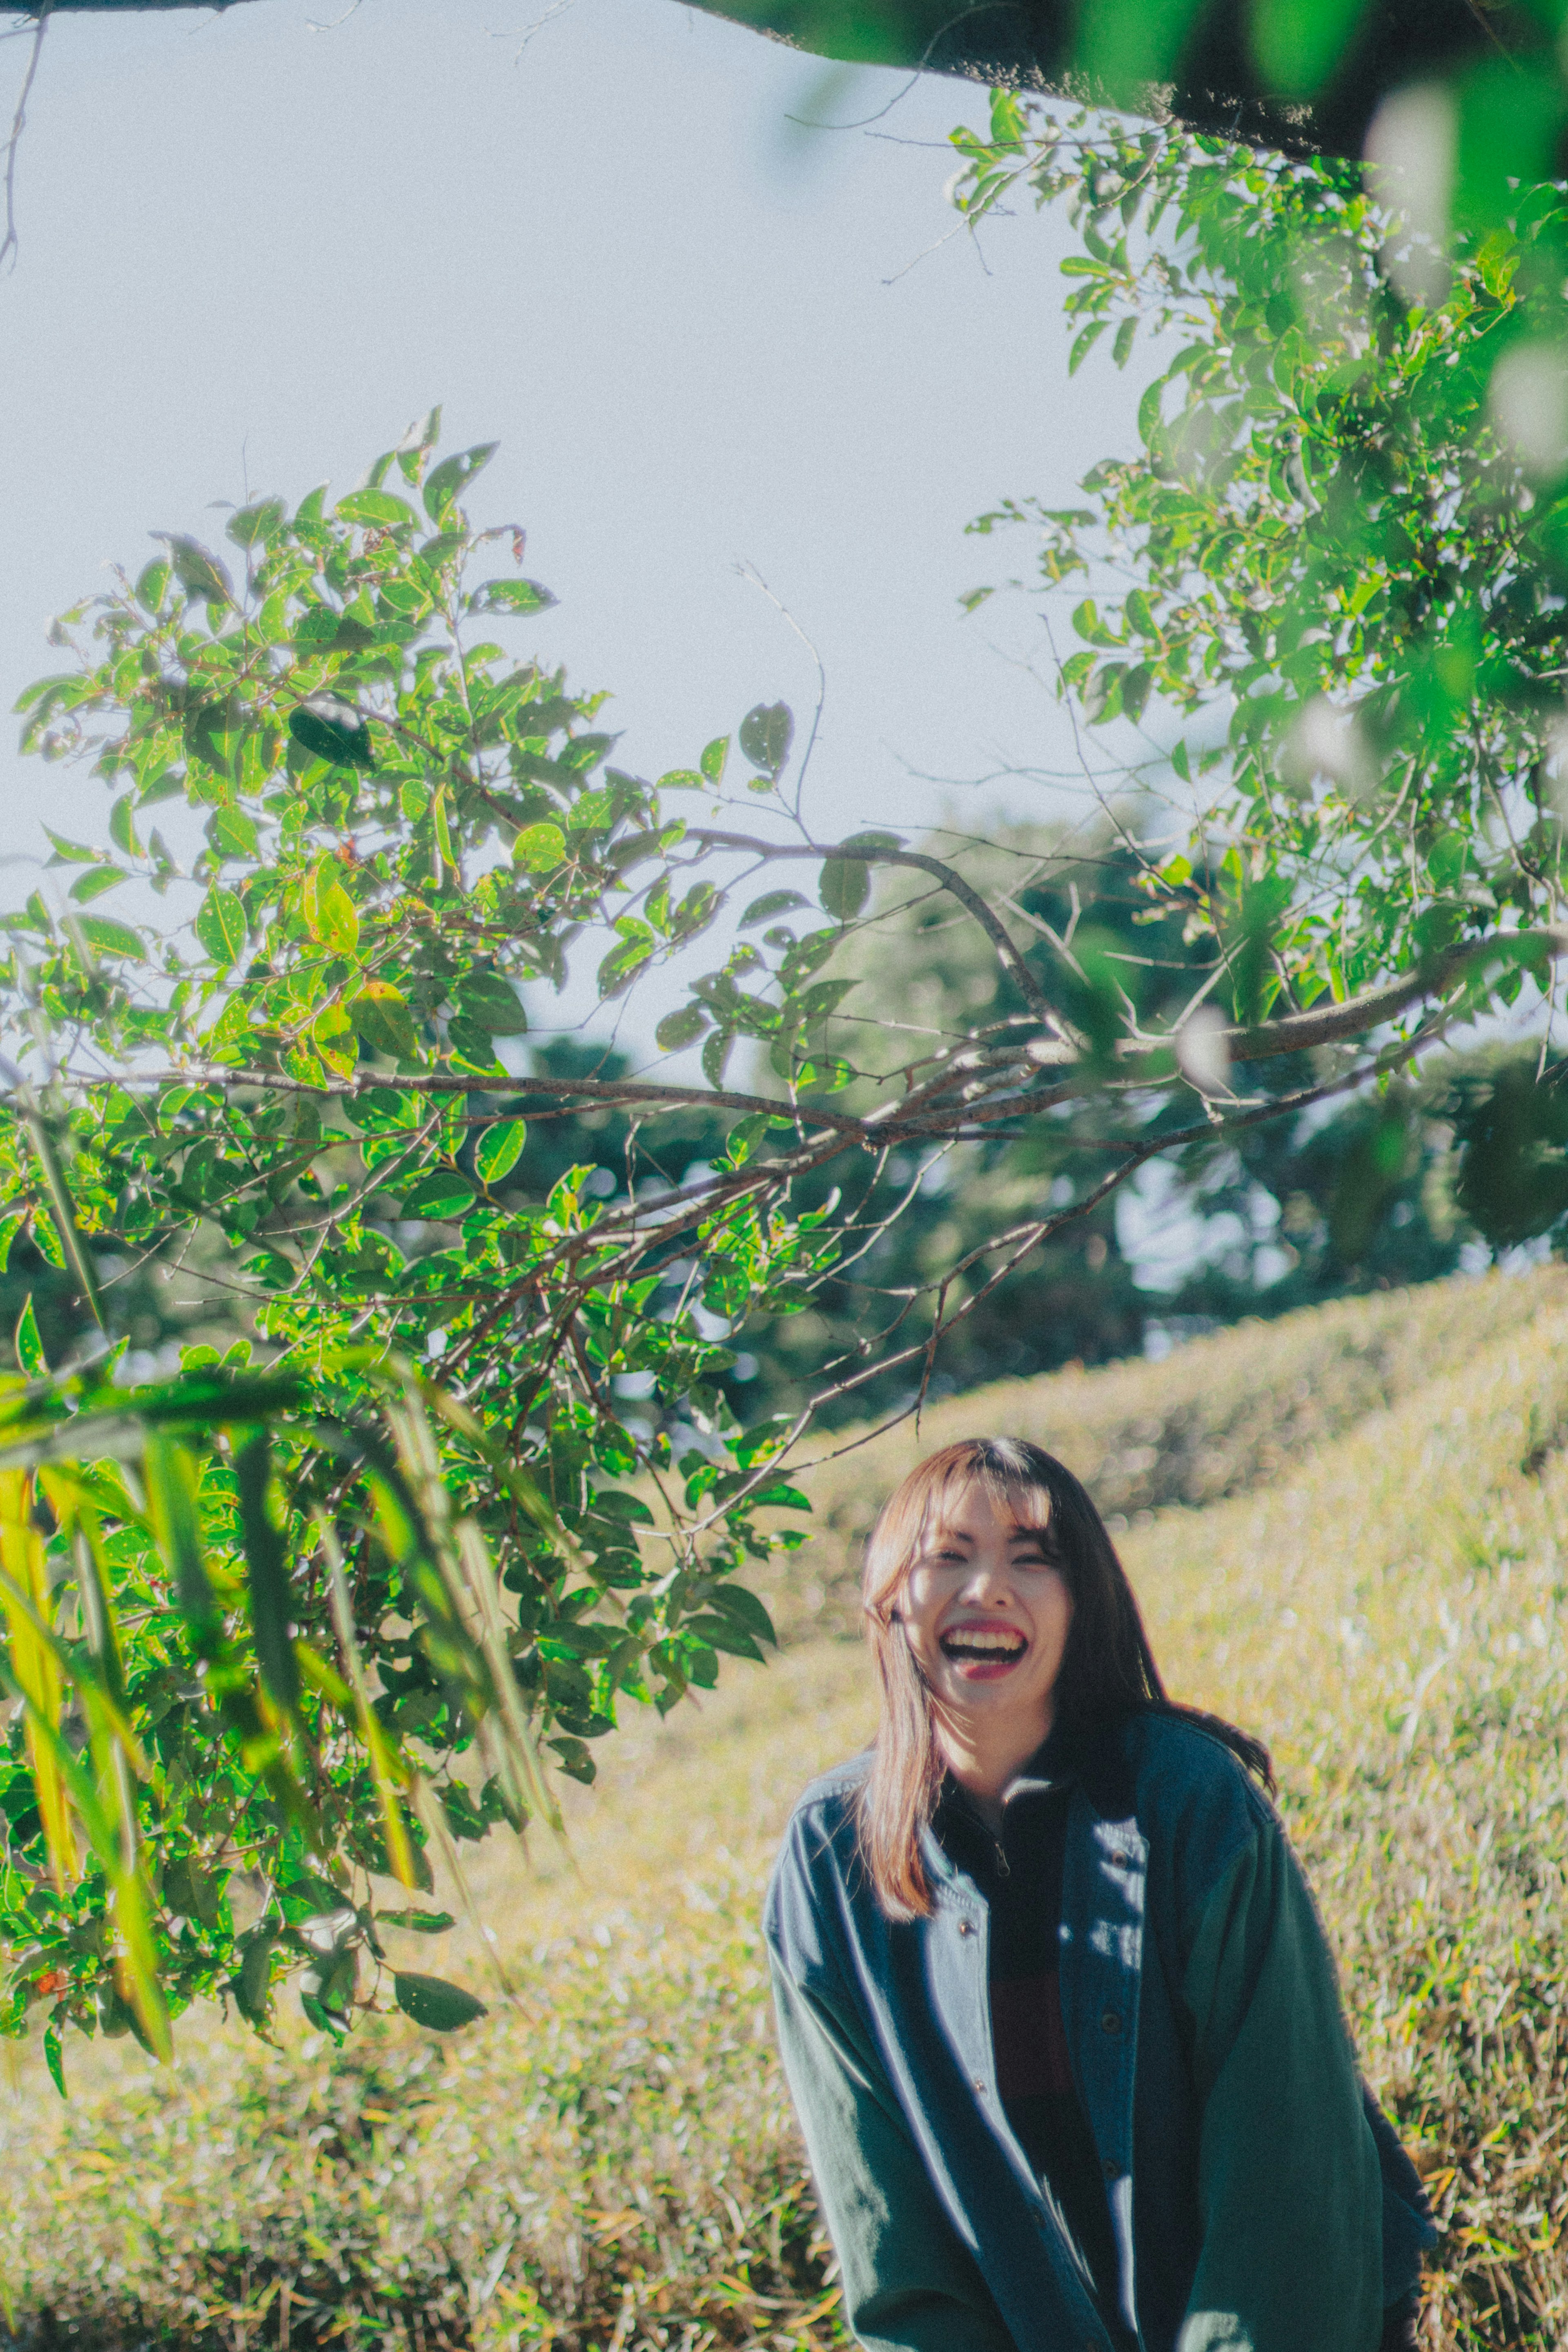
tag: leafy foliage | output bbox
[0,1356,558,2074]
[0,411,825,2055]
[953,95,1568,1022]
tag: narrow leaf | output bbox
[236,1433,302,1724]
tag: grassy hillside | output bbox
[758,1269,1568,1636]
[0,1269,1564,2351]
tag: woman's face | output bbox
[897,1480,1074,1752]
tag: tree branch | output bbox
[1,4,48,277]
[684,828,1069,1040]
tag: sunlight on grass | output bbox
[0,1270,1563,2350]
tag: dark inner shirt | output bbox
[934,1765,1125,2331]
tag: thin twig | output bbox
[0,5,48,279]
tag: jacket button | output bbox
[1102,2158,1120,2181]
[1100,2008,1122,2036]
[973,2078,986,2093]
[957,1919,973,1937]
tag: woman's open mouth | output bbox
[939,1625,1027,1678]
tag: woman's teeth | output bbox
[940,1629,1025,1660]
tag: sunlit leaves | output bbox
[13,1298,44,1379]
[423,443,498,522]
[401,1168,476,1219]
[949,94,1568,1032]
[513,822,566,872]
[466,577,556,618]
[349,981,419,1062]
[75,916,144,963]
[334,488,418,532]
[474,1119,526,1186]
[0,417,831,2068]
[302,863,360,956]
[195,887,247,967]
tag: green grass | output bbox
[0,1267,1564,2350]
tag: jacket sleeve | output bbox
[1176,1817,1384,2352]
[769,1955,1018,2352]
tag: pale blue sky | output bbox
[0,0,1144,1050]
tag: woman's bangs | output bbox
[904,1454,1055,1557]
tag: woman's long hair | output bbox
[856,1436,1272,1919]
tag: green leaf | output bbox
[699,735,730,786]
[152,533,233,606]
[513,823,567,874]
[423,443,498,522]
[76,916,145,962]
[701,1028,735,1088]
[1069,319,1108,376]
[13,1296,46,1378]
[779,928,839,992]
[210,805,260,862]
[134,558,170,614]
[393,1970,487,2031]
[349,983,421,1063]
[739,702,793,777]
[315,876,361,957]
[401,1169,477,1220]
[454,970,527,1035]
[227,497,286,548]
[741,889,810,927]
[474,1119,527,1185]
[195,887,247,967]
[468,577,556,616]
[43,2022,64,2099]
[334,488,418,530]
[655,1002,709,1051]
[235,1931,275,2028]
[290,699,376,773]
[447,1018,503,1074]
[68,867,127,905]
[235,1432,301,1723]
[819,857,871,922]
[42,828,100,865]
[376,1908,456,1935]
[597,922,657,999]
[708,1583,778,1645]
[144,1434,216,1627]
[746,1479,811,1511]
[294,609,378,653]
[109,796,140,858]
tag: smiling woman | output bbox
[764,1436,1438,2352]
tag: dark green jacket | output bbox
[764,1713,1435,2352]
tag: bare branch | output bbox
[0,4,47,278]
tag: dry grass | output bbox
[0,1267,1564,2350]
